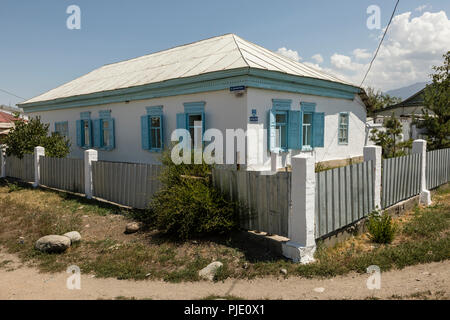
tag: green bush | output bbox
[147,146,239,239]
[367,211,397,244]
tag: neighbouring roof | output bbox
[375,88,430,117]
[0,111,18,124]
[20,34,357,106]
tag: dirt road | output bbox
[0,251,448,300]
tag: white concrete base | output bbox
[282,241,316,264]
[419,190,432,206]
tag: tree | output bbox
[417,51,450,150]
[370,113,412,158]
[365,87,402,116]
[4,116,70,158]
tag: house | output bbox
[371,88,430,141]
[18,34,368,170]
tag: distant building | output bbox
[0,111,19,138]
[370,88,430,142]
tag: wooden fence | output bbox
[427,148,450,190]
[5,154,34,182]
[40,156,85,194]
[315,161,374,238]
[92,161,162,209]
[212,169,291,237]
[382,153,422,209]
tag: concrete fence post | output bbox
[84,149,98,199]
[282,154,316,263]
[364,145,382,210]
[0,145,6,178]
[412,139,432,205]
[33,146,45,188]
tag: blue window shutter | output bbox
[87,120,93,147]
[312,112,325,148]
[176,113,186,129]
[109,118,115,149]
[93,119,101,148]
[287,110,301,149]
[201,112,205,135]
[159,115,164,150]
[268,110,277,152]
[141,115,150,150]
[76,120,82,147]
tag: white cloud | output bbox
[352,48,372,60]
[415,5,428,12]
[276,47,301,62]
[324,11,450,91]
[311,54,323,64]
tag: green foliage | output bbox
[148,146,239,240]
[370,113,412,158]
[367,211,397,244]
[365,87,402,116]
[4,116,70,158]
[417,51,450,151]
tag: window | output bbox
[302,113,312,148]
[176,102,206,149]
[141,106,163,151]
[94,110,115,150]
[188,114,203,147]
[338,113,349,144]
[55,121,68,137]
[275,112,288,149]
[150,116,162,149]
[76,112,92,148]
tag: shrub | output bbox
[4,115,70,159]
[367,211,397,244]
[148,146,240,239]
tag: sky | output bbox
[0,0,449,107]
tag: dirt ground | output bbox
[0,249,448,300]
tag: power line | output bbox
[0,87,26,101]
[360,0,400,88]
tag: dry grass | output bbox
[0,178,449,282]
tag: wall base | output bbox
[419,190,432,206]
[282,241,316,264]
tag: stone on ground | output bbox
[63,231,82,244]
[125,222,140,234]
[35,235,71,253]
[199,261,223,281]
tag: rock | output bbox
[35,235,71,253]
[243,263,249,269]
[63,231,81,244]
[125,222,140,234]
[280,268,288,275]
[199,261,223,281]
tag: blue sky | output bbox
[0,0,449,107]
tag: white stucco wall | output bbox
[28,89,247,164]
[28,87,367,170]
[246,88,367,170]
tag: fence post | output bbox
[412,139,431,205]
[282,154,316,263]
[0,145,5,178]
[364,145,382,209]
[84,149,98,199]
[33,146,45,188]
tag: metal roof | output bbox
[22,34,355,105]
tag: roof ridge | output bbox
[231,34,250,68]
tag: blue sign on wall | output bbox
[249,109,258,122]
[230,85,246,92]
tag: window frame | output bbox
[274,110,288,151]
[302,112,313,150]
[338,112,349,145]
[54,121,68,137]
[97,110,115,151]
[142,106,164,152]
